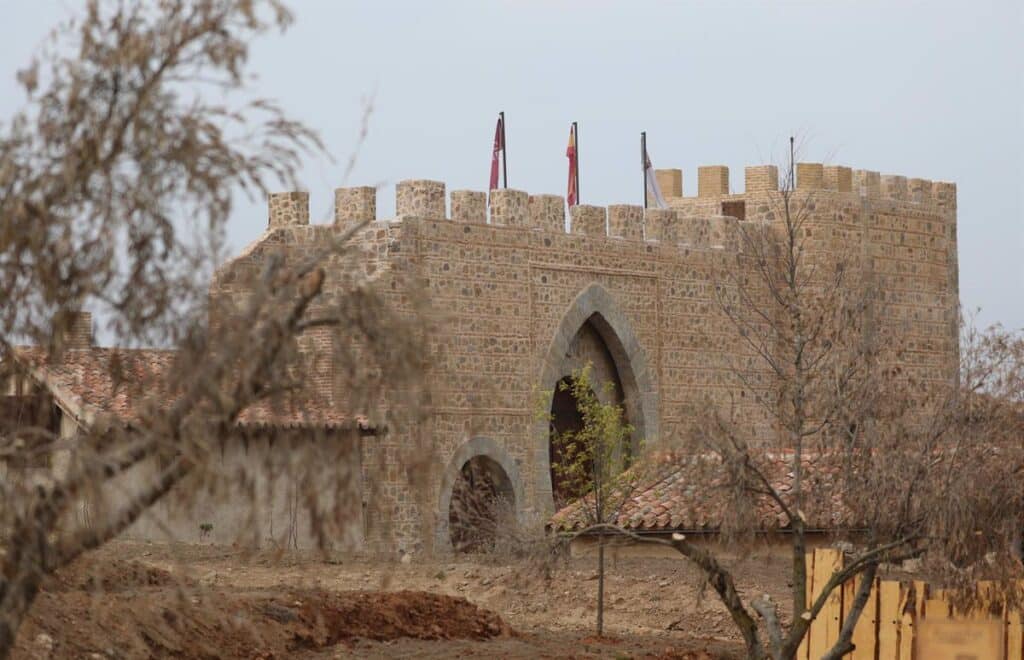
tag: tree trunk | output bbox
[0,623,14,660]
[821,563,879,660]
[0,565,44,659]
[597,532,605,636]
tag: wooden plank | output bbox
[808,550,827,660]
[897,584,914,660]
[809,548,842,659]
[1011,580,1024,660]
[926,592,950,621]
[973,580,996,621]
[842,576,855,657]
[878,580,902,660]
[900,581,927,660]
[844,574,879,660]
[796,551,814,660]
[820,549,844,653]
[1008,609,1023,660]
[899,608,914,660]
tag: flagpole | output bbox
[641,131,648,210]
[789,135,795,191]
[573,121,580,204]
[500,111,508,189]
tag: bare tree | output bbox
[580,148,1024,659]
[0,2,425,656]
[544,363,646,637]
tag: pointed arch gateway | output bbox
[535,283,658,513]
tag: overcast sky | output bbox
[2,1,1021,330]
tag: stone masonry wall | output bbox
[668,163,958,388]
[209,161,959,555]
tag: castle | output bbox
[203,161,960,553]
[2,156,958,553]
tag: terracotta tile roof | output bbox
[14,347,176,424]
[549,450,848,533]
[235,396,369,430]
[13,346,368,431]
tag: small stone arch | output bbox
[534,283,658,514]
[436,437,524,553]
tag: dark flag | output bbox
[489,114,506,190]
[566,123,578,206]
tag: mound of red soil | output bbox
[14,559,512,659]
[279,589,511,648]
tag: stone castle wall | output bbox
[664,163,959,386]
[209,160,958,554]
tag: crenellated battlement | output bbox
[262,161,956,266]
[644,162,956,213]
[265,180,760,254]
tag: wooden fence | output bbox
[796,547,1023,659]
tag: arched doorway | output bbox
[436,438,524,555]
[536,283,658,516]
[550,376,585,508]
[447,455,516,552]
[548,318,629,508]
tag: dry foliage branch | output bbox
[0,2,427,656]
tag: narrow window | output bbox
[721,200,746,220]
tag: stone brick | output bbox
[737,219,767,253]
[745,165,778,193]
[796,163,824,191]
[933,182,957,212]
[268,191,309,229]
[65,311,93,349]
[697,166,729,197]
[654,169,682,198]
[529,195,565,233]
[644,208,677,242]
[854,170,881,198]
[450,190,487,223]
[823,166,853,193]
[908,178,933,203]
[396,180,445,218]
[489,189,529,227]
[679,215,710,247]
[570,205,606,236]
[334,186,376,225]
[708,216,739,250]
[881,175,908,201]
[608,205,643,240]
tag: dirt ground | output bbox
[12,539,796,658]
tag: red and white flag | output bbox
[566,124,578,206]
[489,115,504,190]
